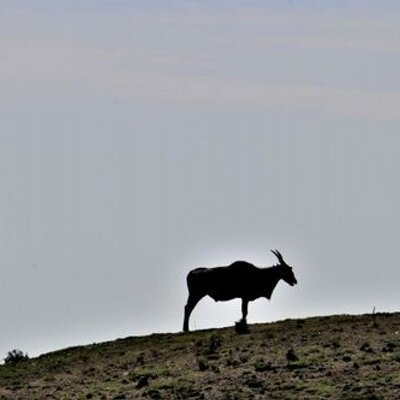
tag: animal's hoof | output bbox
[235,320,250,334]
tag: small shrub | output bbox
[136,375,149,388]
[196,334,222,357]
[4,349,29,365]
[226,349,240,367]
[207,334,222,354]
[196,356,209,371]
[286,348,298,362]
[136,353,145,365]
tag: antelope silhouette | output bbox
[183,249,297,332]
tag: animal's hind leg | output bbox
[183,294,203,332]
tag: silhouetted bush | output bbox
[4,349,29,365]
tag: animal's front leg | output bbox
[235,299,250,334]
[241,299,249,324]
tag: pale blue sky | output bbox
[1,1,400,359]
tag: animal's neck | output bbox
[263,266,282,299]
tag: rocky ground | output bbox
[1,313,400,399]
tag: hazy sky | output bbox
[1,1,400,359]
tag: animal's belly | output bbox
[208,288,263,302]
[209,293,234,301]
[208,287,250,301]
[207,289,237,301]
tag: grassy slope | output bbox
[1,313,400,399]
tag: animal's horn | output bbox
[271,249,284,264]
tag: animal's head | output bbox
[271,249,297,286]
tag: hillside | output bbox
[1,313,400,399]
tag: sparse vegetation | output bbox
[1,313,400,399]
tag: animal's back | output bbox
[187,261,260,301]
